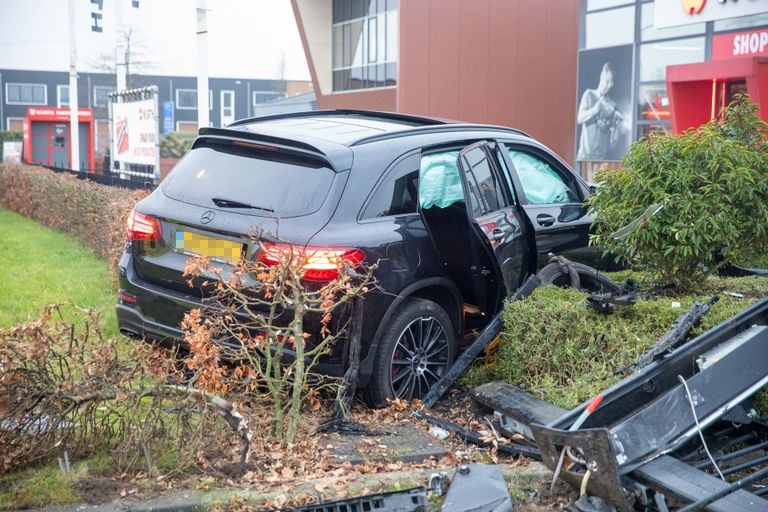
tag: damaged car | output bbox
[116,109,596,406]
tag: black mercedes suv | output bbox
[116,110,593,406]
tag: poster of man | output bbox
[576,44,633,162]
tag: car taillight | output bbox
[126,209,162,242]
[259,242,365,281]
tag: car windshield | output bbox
[162,143,334,218]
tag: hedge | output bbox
[464,277,768,409]
[0,164,149,281]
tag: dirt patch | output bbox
[75,478,134,504]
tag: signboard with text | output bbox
[111,97,157,166]
[655,0,768,29]
[109,87,160,180]
[713,28,768,59]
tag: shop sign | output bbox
[713,28,768,59]
[655,0,768,29]
[112,98,157,166]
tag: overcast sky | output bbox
[0,0,311,81]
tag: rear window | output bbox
[162,143,334,218]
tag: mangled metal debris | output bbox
[487,296,768,511]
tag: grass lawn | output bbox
[0,208,124,509]
[0,208,118,336]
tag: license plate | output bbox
[174,230,244,265]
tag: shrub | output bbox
[466,279,765,409]
[160,131,196,158]
[182,240,375,444]
[0,164,148,280]
[0,306,205,474]
[589,96,768,290]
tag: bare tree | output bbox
[88,27,154,88]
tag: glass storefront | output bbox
[579,0,768,164]
[332,0,398,92]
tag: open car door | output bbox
[419,142,529,315]
[497,143,591,267]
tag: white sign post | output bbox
[67,0,80,171]
[109,87,160,182]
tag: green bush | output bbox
[589,96,768,290]
[0,164,148,280]
[159,131,196,158]
[465,279,766,409]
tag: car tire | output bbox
[366,298,456,408]
[537,261,622,294]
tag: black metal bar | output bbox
[676,465,768,512]
[412,411,541,460]
[695,440,768,470]
[721,454,768,478]
[420,274,541,408]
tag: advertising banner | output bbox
[111,97,157,166]
[2,141,22,164]
[713,28,768,59]
[655,0,768,29]
[576,45,633,162]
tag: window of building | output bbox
[332,0,398,91]
[94,86,116,107]
[585,5,635,49]
[5,83,46,105]
[6,117,24,131]
[641,2,704,42]
[176,121,198,132]
[57,85,70,107]
[95,119,110,156]
[252,90,284,106]
[637,83,671,123]
[639,36,705,81]
[714,13,768,32]
[176,89,213,110]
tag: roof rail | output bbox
[351,124,533,146]
[226,109,450,128]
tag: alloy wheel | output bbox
[389,315,450,400]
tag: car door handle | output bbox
[536,214,556,227]
[490,228,505,241]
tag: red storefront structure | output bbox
[667,27,768,133]
[22,107,95,171]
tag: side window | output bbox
[507,150,580,205]
[362,166,420,219]
[493,146,517,204]
[419,150,464,210]
[460,146,508,218]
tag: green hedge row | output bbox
[0,164,148,281]
[465,278,768,409]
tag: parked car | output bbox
[116,110,594,406]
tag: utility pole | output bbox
[67,0,81,171]
[196,0,210,129]
[116,0,127,91]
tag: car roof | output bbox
[224,109,533,147]
[195,110,536,171]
